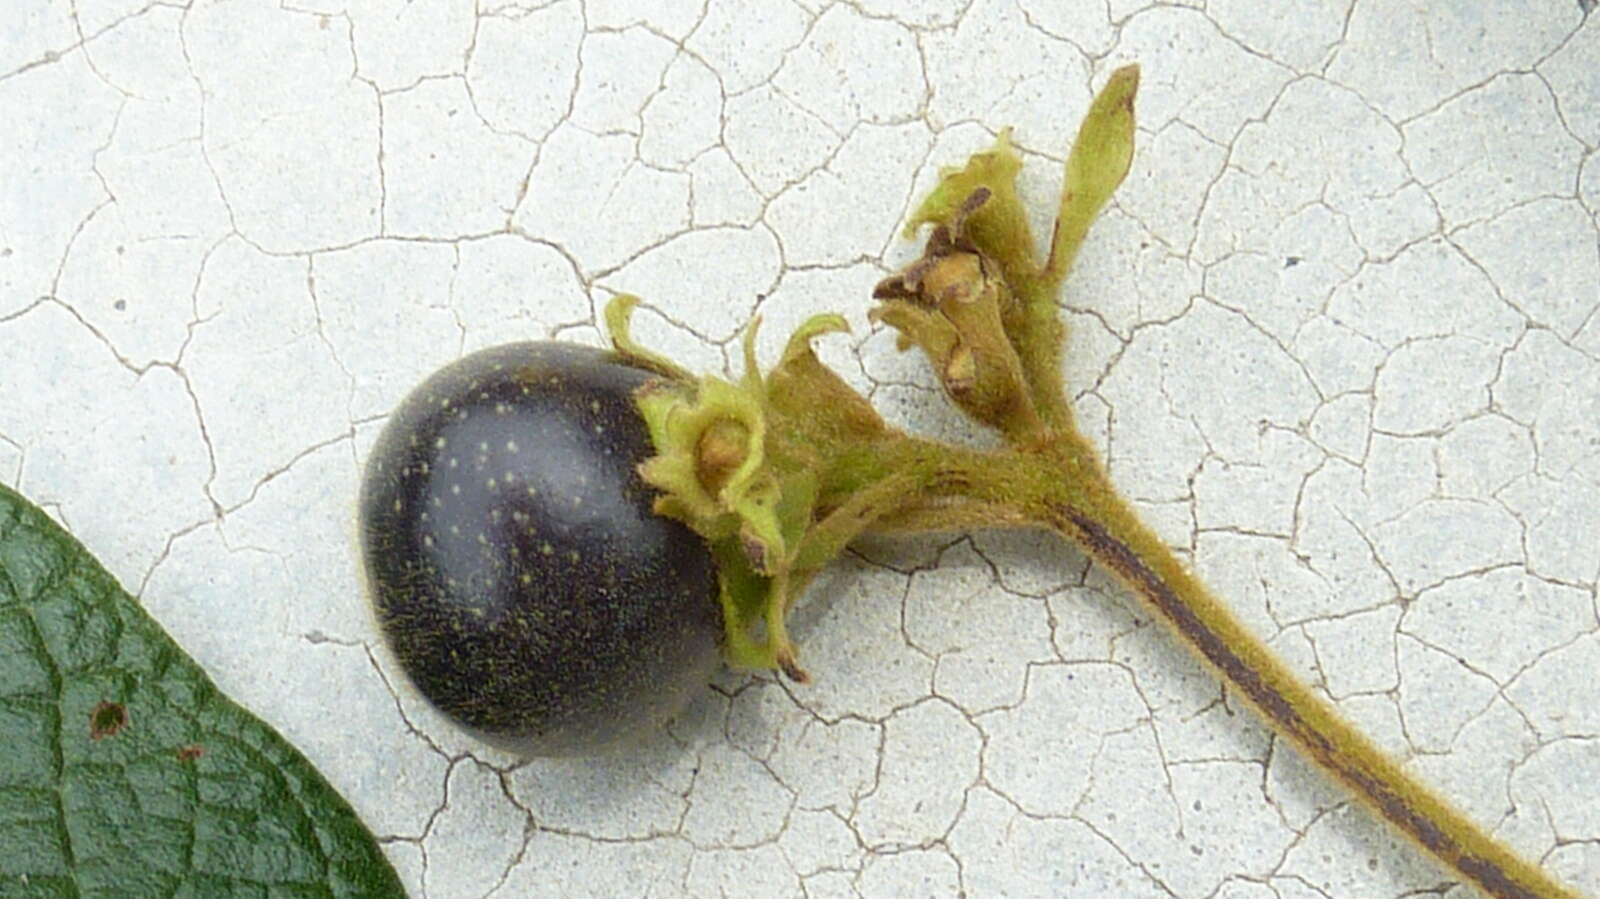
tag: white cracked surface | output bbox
[3,2,1598,897]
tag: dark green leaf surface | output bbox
[0,483,405,898]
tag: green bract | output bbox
[0,483,403,896]
[617,308,893,680]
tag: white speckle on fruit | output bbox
[361,342,724,760]
[435,436,447,449]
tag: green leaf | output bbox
[0,483,405,898]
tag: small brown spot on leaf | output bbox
[177,744,204,762]
[90,701,128,740]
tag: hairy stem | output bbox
[866,432,1575,899]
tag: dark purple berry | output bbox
[359,342,721,756]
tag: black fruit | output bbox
[358,342,722,756]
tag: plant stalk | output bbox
[866,431,1577,899]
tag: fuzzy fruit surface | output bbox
[359,342,721,756]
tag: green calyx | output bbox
[609,300,909,680]
[604,65,1143,684]
[879,66,1139,433]
[872,187,1043,440]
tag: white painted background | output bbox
[3,1,1598,896]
